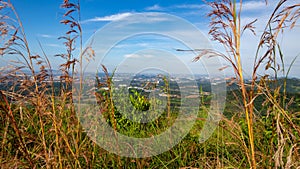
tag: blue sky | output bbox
[10,0,209,45]
[2,0,300,78]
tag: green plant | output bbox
[129,89,151,112]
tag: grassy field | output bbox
[1,0,300,168]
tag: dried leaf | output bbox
[64,9,75,17]
[242,19,257,35]
[219,65,230,71]
[30,55,40,59]
[66,29,77,34]
[60,19,71,25]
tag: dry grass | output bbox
[192,0,300,168]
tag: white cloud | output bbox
[242,1,267,11]
[124,53,154,59]
[82,12,173,26]
[124,54,139,58]
[114,43,149,49]
[145,4,206,12]
[172,4,205,10]
[145,4,163,11]
[46,43,63,48]
[143,54,154,58]
[37,34,55,38]
[96,12,176,28]
[82,12,134,23]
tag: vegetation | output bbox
[0,0,300,168]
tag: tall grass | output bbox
[192,0,300,168]
[0,0,299,168]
